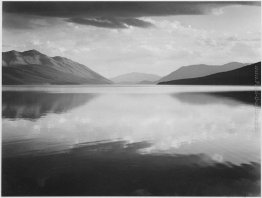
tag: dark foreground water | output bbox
[2,86,261,196]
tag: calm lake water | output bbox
[2,85,261,196]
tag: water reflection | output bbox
[173,91,261,106]
[3,91,260,163]
[2,140,260,196]
[2,91,97,120]
[2,87,261,196]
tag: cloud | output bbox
[3,14,35,29]
[211,8,225,15]
[68,17,153,29]
[3,1,260,29]
[2,13,60,30]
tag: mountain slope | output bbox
[2,50,112,85]
[111,72,161,84]
[158,62,261,85]
[158,62,248,83]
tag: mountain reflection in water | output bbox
[2,87,261,196]
[173,91,261,106]
[2,91,97,120]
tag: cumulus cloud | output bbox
[3,1,260,29]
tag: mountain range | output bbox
[158,62,261,85]
[110,72,161,84]
[157,62,248,83]
[2,50,112,85]
[2,50,260,86]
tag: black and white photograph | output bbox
[1,1,261,196]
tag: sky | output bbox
[2,1,261,78]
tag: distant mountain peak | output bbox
[4,50,20,55]
[224,61,244,65]
[111,72,161,84]
[128,72,150,75]
[224,61,240,64]
[9,50,19,53]
[21,49,44,56]
[4,49,44,57]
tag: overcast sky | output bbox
[2,1,261,78]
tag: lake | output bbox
[2,85,261,196]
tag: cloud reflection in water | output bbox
[2,91,260,165]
